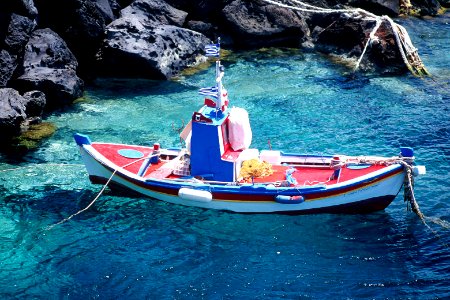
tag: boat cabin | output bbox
[185,59,292,183]
[189,97,259,182]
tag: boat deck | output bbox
[91,143,387,186]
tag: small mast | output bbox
[215,60,224,111]
[189,38,237,181]
[199,38,228,117]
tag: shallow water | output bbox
[1,14,450,298]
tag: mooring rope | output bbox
[400,160,425,219]
[330,156,448,244]
[262,0,373,16]
[259,0,428,76]
[353,18,382,71]
[400,161,448,244]
[46,154,158,230]
[46,167,119,230]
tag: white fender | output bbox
[178,188,212,202]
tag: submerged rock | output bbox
[11,122,56,151]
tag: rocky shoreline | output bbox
[0,0,447,146]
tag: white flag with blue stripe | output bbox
[204,43,220,57]
[199,86,219,99]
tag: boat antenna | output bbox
[212,37,223,112]
[200,38,225,116]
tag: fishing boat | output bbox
[74,42,426,214]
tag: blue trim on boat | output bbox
[400,147,414,158]
[74,133,92,146]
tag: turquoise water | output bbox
[1,15,449,298]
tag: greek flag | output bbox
[204,43,220,57]
[199,86,218,99]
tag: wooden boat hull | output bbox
[77,142,406,214]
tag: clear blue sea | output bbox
[1,15,449,299]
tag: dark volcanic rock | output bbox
[0,88,27,137]
[0,13,36,87]
[5,13,36,53]
[21,28,78,71]
[439,0,450,7]
[100,0,209,79]
[186,20,217,37]
[410,0,442,15]
[92,0,116,23]
[315,13,374,53]
[33,0,113,77]
[365,20,407,73]
[14,67,83,108]
[349,0,399,16]
[12,28,83,107]
[0,0,38,19]
[0,50,17,87]
[165,0,227,24]
[119,0,188,27]
[101,25,210,79]
[22,90,46,118]
[222,0,310,48]
[314,12,406,74]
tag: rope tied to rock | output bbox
[259,0,429,76]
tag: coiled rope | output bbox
[259,0,429,76]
